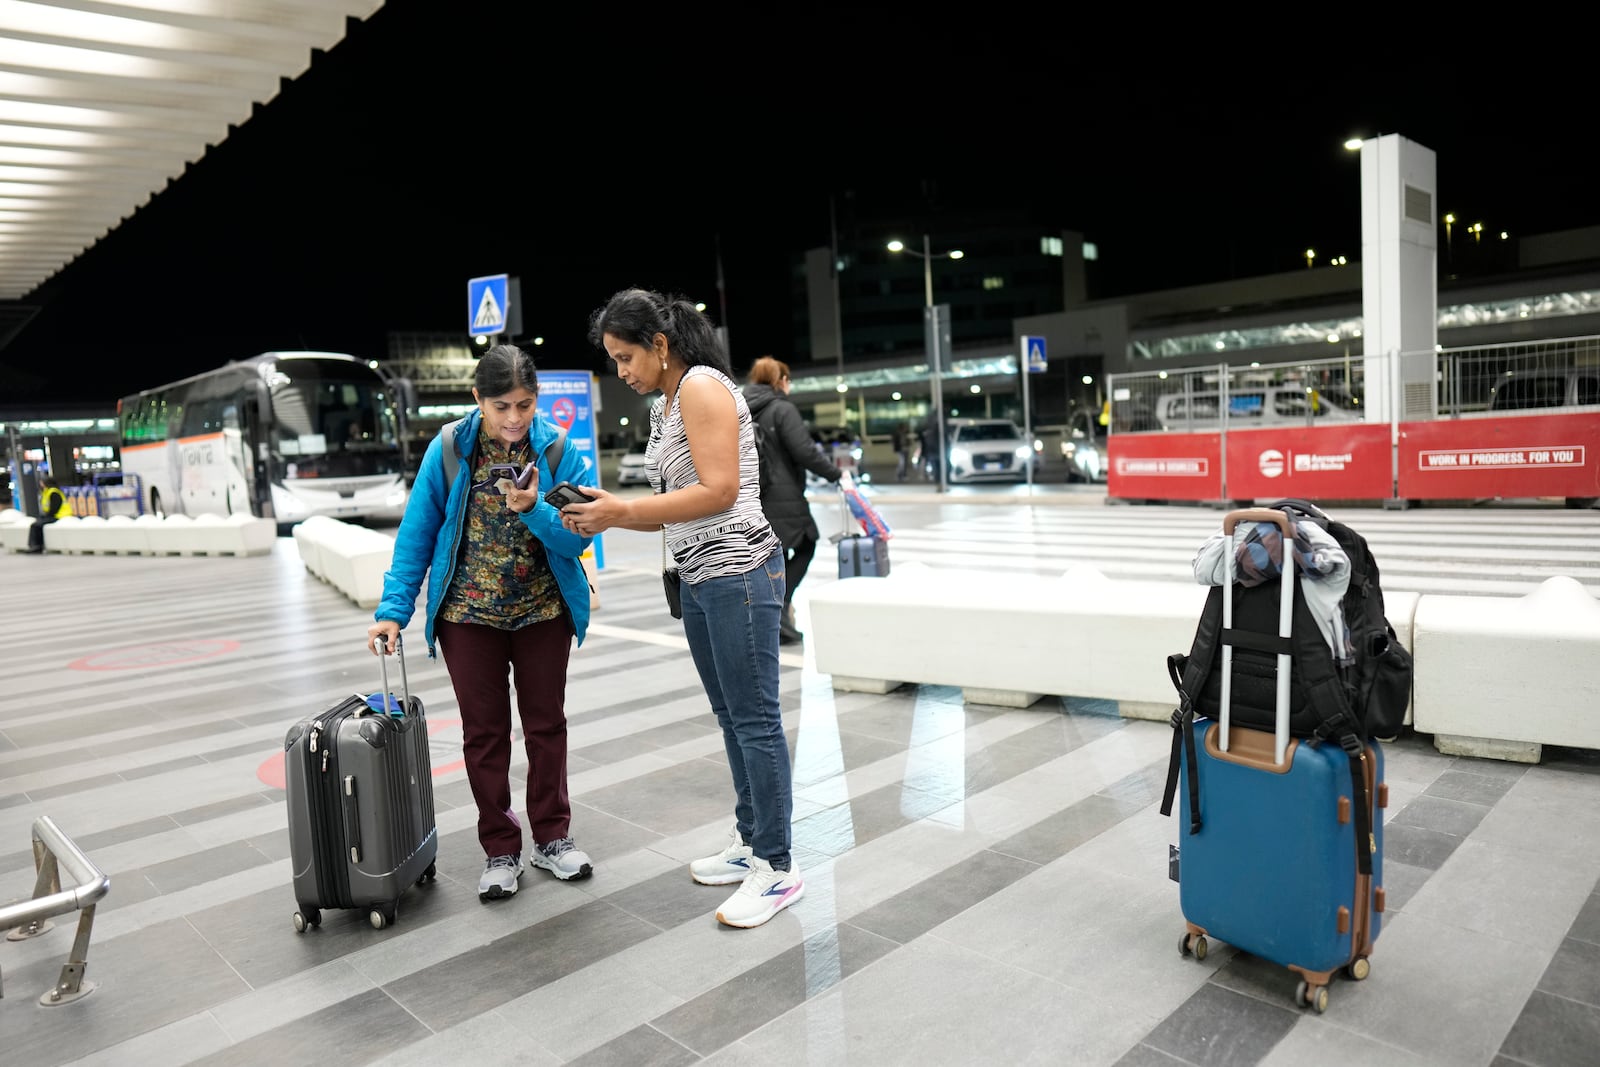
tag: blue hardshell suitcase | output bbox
[1173,508,1385,1014]
[1177,721,1385,1010]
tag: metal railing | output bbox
[1,816,110,1005]
[1108,333,1600,433]
[1433,335,1600,416]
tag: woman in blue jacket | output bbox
[368,344,597,902]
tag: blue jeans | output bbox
[681,548,792,870]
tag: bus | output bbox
[117,351,413,532]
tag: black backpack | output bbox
[751,408,779,498]
[1159,499,1413,876]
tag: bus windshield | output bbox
[267,363,402,479]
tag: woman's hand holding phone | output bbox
[556,485,625,536]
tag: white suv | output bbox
[944,418,1034,484]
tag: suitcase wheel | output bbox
[1345,956,1371,981]
[1295,980,1330,1014]
[1178,932,1208,961]
[292,908,320,934]
[417,862,437,887]
[369,904,396,930]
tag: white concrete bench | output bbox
[40,512,277,556]
[1412,576,1600,763]
[293,516,395,609]
[809,562,1420,727]
[0,508,31,552]
[291,515,343,579]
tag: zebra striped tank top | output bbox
[646,365,780,583]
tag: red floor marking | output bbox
[256,716,463,789]
[69,639,240,671]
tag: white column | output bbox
[1360,134,1439,422]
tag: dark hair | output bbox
[475,344,539,397]
[747,355,790,387]
[587,288,731,377]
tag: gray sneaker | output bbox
[531,836,593,881]
[478,854,523,900]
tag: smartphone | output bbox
[483,462,536,492]
[544,481,594,508]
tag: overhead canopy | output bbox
[0,0,384,301]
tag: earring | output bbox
[661,360,668,371]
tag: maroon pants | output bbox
[435,616,573,858]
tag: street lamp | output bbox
[887,235,964,492]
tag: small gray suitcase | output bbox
[830,482,890,577]
[285,635,437,932]
[837,534,891,577]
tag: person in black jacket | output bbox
[743,356,842,644]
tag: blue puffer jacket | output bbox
[375,411,595,656]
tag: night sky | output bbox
[2,4,1592,406]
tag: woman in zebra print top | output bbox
[558,288,804,930]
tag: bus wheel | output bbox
[150,488,165,517]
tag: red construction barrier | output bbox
[1224,423,1393,501]
[1106,432,1224,501]
[1398,413,1600,500]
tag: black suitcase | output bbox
[285,635,438,932]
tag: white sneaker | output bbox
[689,826,754,885]
[531,836,593,881]
[715,858,804,928]
[478,854,523,900]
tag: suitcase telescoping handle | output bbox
[1219,508,1297,764]
[829,470,855,545]
[367,633,412,717]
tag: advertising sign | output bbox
[1397,413,1600,500]
[536,370,606,566]
[1106,432,1224,502]
[1224,423,1392,500]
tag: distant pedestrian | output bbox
[743,355,843,644]
[918,421,940,481]
[24,477,69,553]
[892,423,913,482]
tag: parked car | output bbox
[1488,369,1600,411]
[1060,410,1108,483]
[615,450,651,487]
[1154,384,1360,431]
[943,418,1034,484]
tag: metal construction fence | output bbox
[1108,333,1600,434]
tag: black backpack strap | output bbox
[436,418,463,485]
[544,427,566,473]
[1160,654,1205,836]
[1301,667,1374,877]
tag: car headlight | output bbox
[1014,445,1031,460]
[949,447,971,466]
[1062,441,1077,456]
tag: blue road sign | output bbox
[1022,334,1048,374]
[468,274,509,336]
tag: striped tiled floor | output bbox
[2,514,1598,1066]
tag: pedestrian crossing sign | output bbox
[467,274,509,337]
[1022,334,1047,373]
